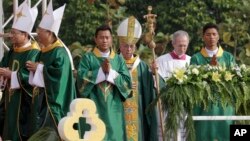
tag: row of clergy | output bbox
[0,0,236,141]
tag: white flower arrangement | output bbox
[166,64,250,85]
[160,64,250,141]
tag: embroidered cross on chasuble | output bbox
[98,81,113,101]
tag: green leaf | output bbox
[223,32,232,43]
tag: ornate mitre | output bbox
[12,0,38,33]
[117,16,142,45]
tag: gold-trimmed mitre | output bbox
[12,0,38,34]
[117,16,142,45]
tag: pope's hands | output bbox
[150,60,158,75]
[26,61,39,72]
[102,58,110,74]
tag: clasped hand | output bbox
[0,67,11,78]
[102,58,110,74]
[26,61,39,72]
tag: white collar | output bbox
[98,48,110,58]
[205,47,218,57]
[20,40,32,48]
[173,50,186,58]
[120,53,134,60]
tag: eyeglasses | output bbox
[10,31,23,36]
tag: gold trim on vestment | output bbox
[41,40,63,53]
[123,56,139,140]
[200,46,224,57]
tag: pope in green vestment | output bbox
[0,41,40,140]
[77,47,132,141]
[122,55,158,141]
[191,46,235,141]
[28,40,76,136]
[117,16,158,141]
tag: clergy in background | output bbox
[0,1,39,140]
[117,16,158,141]
[151,30,191,141]
[155,30,191,82]
[191,23,235,141]
[77,25,132,140]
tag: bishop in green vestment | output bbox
[26,2,76,139]
[27,39,76,136]
[0,41,40,140]
[0,2,39,140]
[190,23,236,141]
[77,25,132,141]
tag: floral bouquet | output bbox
[160,64,250,141]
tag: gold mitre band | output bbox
[118,36,139,45]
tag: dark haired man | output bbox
[191,23,236,141]
[77,25,132,140]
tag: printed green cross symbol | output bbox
[73,117,91,139]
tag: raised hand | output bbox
[150,60,158,75]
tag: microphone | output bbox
[0,33,11,38]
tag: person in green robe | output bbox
[190,23,236,141]
[25,1,76,139]
[117,16,158,141]
[0,2,40,140]
[77,25,132,141]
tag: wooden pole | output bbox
[143,6,165,141]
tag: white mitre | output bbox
[12,0,38,34]
[38,0,66,36]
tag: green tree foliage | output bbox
[60,0,127,45]
[2,0,250,62]
[122,0,250,58]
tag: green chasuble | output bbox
[0,42,40,141]
[77,47,132,141]
[190,47,236,141]
[30,40,76,136]
[124,55,158,141]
